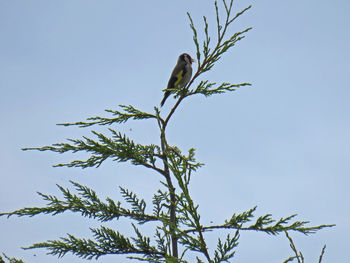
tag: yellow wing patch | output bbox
[174,70,183,87]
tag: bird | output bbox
[161,53,195,107]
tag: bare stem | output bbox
[318,245,326,263]
[159,127,178,258]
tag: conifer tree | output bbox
[1,1,333,262]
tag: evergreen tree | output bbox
[1,1,333,262]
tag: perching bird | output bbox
[161,53,195,107]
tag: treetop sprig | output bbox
[163,0,252,128]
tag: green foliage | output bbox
[0,182,333,262]
[23,227,160,260]
[57,105,159,127]
[184,1,252,100]
[213,232,239,263]
[1,181,159,223]
[1,0,334,262]
[282,231,327,263]
[0,254,24,263]
[23,129,162,172]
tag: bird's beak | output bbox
[191,58,195,63]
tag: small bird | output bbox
[161,53,195,107]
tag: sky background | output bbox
[1,0,349,262]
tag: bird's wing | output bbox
[167,69,183,89]
[174,70,184,86]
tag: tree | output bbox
[0,1,333,262]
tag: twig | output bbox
[284,230,303,263]
[318,245,326,263]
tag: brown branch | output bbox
[159,128,178,258]
[198,228,211,262]
[141,162,166,177]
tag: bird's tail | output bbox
[160,91,170,107]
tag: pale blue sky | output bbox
[1,0,349,262]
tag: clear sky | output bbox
[1,0,349,262]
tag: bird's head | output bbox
[180,53,195,64]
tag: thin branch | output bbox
[198,230,211,262]
[58,105,164,127]
[184,222,334,235]
[141,163,167,178]
[284,231,303,263]
[318,245,326,263]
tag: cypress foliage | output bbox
[1,1,333,262]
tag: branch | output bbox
[284,231,304,263]
[184,207,335,235]
[213,231,239,263]
[318,245,326,263]
[188,81,251,97]
[58,105,164,127]
[23,129,165,176]
[0,254,25,263]
[1,181,160,224]
[23,226,165,260]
